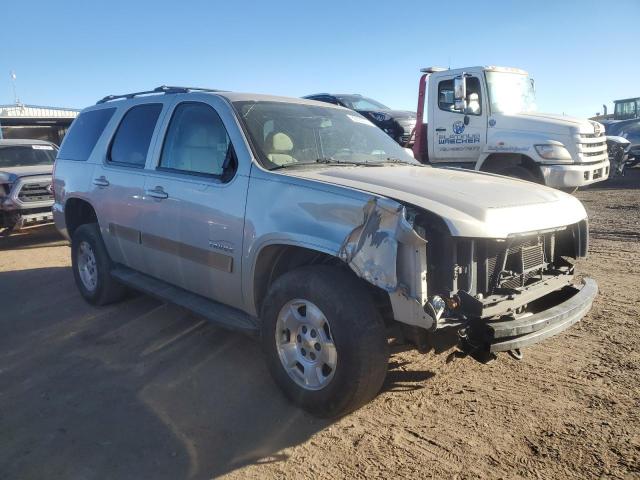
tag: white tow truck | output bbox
[411,66,610,191]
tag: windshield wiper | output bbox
[269,157,385,171]
[315,157,383,166]
[383,157,421,166]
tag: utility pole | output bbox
[10,71,19,104]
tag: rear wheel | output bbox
[261,266,389,418]
[71,223,127,305]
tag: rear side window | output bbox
[109,103,162,167]
[58,108,115,161]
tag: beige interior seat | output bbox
[175,124,226,175]
[266,132,296,166]
[467,92,481,115]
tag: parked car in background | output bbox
[54,86,597,417]
[606,136,632,176]
[0,139,56,234]
[600,97,640,167]
[302,93,416,146]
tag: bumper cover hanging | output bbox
[470,278,598,353]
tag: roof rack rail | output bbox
[96,85,221,104]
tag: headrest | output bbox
[270,132,293,152]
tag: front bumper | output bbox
[468,278,597,353]
[16,211,54,229]
[539,160,610,188]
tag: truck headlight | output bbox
[535,144,573,161]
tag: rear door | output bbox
[430,74,486,164]
[91,102,166,272]
[140,95,249,309]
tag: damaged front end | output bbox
[339,198,598,355]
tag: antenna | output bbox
[10,70,19,104]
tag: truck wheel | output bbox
[261,265,389,418]
[71,223,126,306]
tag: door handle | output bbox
[145,186,169,199]
[93,176,110,187]
[435,128,446,132]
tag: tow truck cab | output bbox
[412,66,610,190]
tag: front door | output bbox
[430,74,486,164]
[140,97,249,309]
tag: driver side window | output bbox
[438,77,482,115]
[159,102,236,180]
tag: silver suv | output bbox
[54,86,598,417]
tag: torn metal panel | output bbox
[339,197,435,330]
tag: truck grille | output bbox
[17,182,53,203]
[578,134,607,161]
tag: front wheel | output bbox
[261,266,389,418]
[498,165,539,183]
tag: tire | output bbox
[71,223,126,306]
[499,165,539,183]
[261,265,389,418]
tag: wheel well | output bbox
[480,154,543,181]
[253,244,392,321]
[65,198,98,237]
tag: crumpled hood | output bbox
[495,111,597,136]
[0,165,53,184]
[285,165,587,238]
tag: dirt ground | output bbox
[1,170,639,480]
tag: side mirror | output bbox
[454,75,467,111]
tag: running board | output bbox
[111,266,259,336]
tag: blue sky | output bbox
[2,0,638,118]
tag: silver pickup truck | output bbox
[53,86,598,417]
[0,139,56,233]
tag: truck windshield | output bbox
[233,101,417,170]
[485,72,537,114]
[0,145,57,168]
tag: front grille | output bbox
[17,182,53,203]
[580,133,605,139]
[582,150,604,157]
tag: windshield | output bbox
[0,144,57,168]
[485,71,537,114]
[233,101,417,170]
[336,95,389,111]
